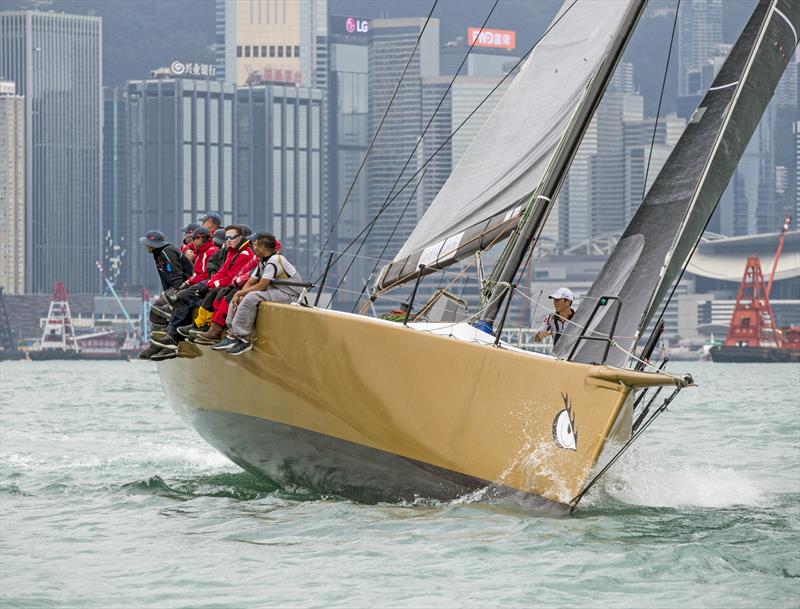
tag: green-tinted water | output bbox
[1,360,798,608]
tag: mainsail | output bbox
[373,0,644,295]
[556,0,800,366]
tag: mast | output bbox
[479,0,646,329]
[555,0,800,366]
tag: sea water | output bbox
[0,360,798,608]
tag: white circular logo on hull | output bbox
[553,393,578,451]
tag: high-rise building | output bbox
[589,90,644,237]
[0,81,25,294]
[126,78,236,290]
[440,31,519,78]
[562,64,646,248]
[795,120,800,224]
[677,0,723,96]
[326,15,369,307]
[216,0,327,87]
[0,11,103,294]
[420,77,452,216]
[103,87,128,287]
[235,84,324,275]
[623,114,685,224]
[366,17,439,267]
[769,52,798,232]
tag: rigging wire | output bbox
[638,0,722,358]
[309,0,440,278]
[349,171,427,312]
[319,0,580,285]
[334,0,501,305]
[641,0,681,201]
[570,384,686,509]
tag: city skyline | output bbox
[0,0,797,297]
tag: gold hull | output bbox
[157,303,681,510]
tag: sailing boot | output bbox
[138,342,161,360]
[176,323,196,338]
[193,323,224,345]
[188,324,211,338]
[151,333,179,350]
[150,347,178,361]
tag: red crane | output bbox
[712,215,799,362]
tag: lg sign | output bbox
[345,17,369,34]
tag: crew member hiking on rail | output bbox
[191,225,256,345]
[150,227,220,352]
[137,229,193,360]
[212,231,301,356]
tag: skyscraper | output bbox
[103,87,128,287]
[366,17,439,266]
[677,0,723,96]
[0,11,103,294]
[795,120,800,225]
[126,77,236,290]
[236,84,324,275]
[0,81,25,294]
[326,15,369,306]
[216,0,327,87]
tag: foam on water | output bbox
[582,449,767,509]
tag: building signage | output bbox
[345,17,369,33]
[467,27,516,50]
[331,15,369,37]
[169,60,217,78]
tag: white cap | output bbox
[548,287,574,301]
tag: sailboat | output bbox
[157,0,799,512]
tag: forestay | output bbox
[373,0,640,294]
[556,0,800,366]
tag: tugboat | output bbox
[710,216,800,363]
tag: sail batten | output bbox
[556,0,800,366]
[374,0,643,295]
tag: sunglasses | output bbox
[225,234,240,240]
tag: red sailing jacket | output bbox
[232,256,259,288]
[207,240,255,289]
[186,240,219,286]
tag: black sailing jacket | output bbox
[153,244,190,291]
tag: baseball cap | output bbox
[549,287,574,301]
[212,228,225,247]
[198,212,222,226]
[192,226,212,239]
[181,222,200,234]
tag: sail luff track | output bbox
[556,0,800,366]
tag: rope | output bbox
[347,172,426,312]
[570,385,684,509]
[641,0,681,201]
[310,0,440,278]
[320,0,581,280]
[342,0,501,307]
